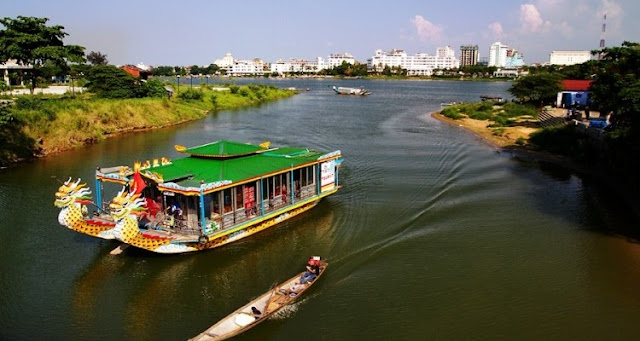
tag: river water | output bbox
[1,79,639,340]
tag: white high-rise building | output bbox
[549,51,591,65]
[366,47,460,76]
[489,42,509,67]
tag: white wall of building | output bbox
[327,53,356,68]
[366,48,460,76]
[230,59,266,76]
[489,42,509,67]
[214,53,234,68]
[549,51,591,65]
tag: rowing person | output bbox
[300,256,321,284]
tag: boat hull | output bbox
[190,263,327,340]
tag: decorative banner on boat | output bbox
[320,160,336,193]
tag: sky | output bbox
[3,0,638,66]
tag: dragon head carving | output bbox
[54,178,92,208]
[109,187,147,221]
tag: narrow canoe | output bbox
[190,263,327,341]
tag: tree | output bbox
[189,65,201,75]
[590,42,640,129]
[0,16,85,94]
[508,73,563,105]
[85,65,136,98]
[86,51,108,65]
[151,65,175,76]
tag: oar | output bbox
[110,244,129,255]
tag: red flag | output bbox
[131,170,146,194]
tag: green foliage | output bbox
[529,125,595,161]
[86,51,108,65]
[151,66,176,76]
[0,106,38,165]
[502,102,537,118]
[319,61,369,77]
[229,85,239,94]
[238,88,250,97]
[137,79,167,98]
[86,65,136,98]
[177,88,204,100]
[440,107,464,119]
[0,16,85,93]
[590,42,640,130]
[508,72,563,105]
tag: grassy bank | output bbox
[0,84,295,164]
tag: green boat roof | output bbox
[128,141,340,192]
[177,140,267,158]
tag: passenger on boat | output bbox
[300,257,321,284]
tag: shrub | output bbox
[15,96,43,110]
[468,111,493,120]
[238,88,250,97]
[229,85,239,94]
[138,79,168,98]
[178,88,203,100]
[441,107,464,119]
[86,65,137,98]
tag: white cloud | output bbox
[597,0,622,20]
[411,15,442,43]
[520,3,552,33]
[488,22,504,40]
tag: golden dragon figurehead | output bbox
[54,178,92,208]
[109,187,147,222]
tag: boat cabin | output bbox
[95,140,343,242]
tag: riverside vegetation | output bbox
[0,16,296,166]
[438,41,640,193]
[0,84,296,165]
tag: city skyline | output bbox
[3,0,637,66]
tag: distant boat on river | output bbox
[332,86,370,96]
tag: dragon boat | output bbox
[55,140,343,254]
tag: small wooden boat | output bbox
[190,261,327,341]
[332,85,370,96]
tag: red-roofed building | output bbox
[561,80,593,91]
[121,65,151,80]
[556,79,593,108]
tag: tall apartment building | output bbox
[460,45,479,67]
[488,42,509,67]
[549,51,591,65]
[489,42,525,68]
[366,47,460,76]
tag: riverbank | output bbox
[0,84,296,165]
[431,109,640,221]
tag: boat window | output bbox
[223,188,232,213]
[235,186,244,213]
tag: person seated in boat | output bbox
[300,257,321,284]
[250,306,262,319]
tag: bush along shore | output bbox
[0,84,296,166]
